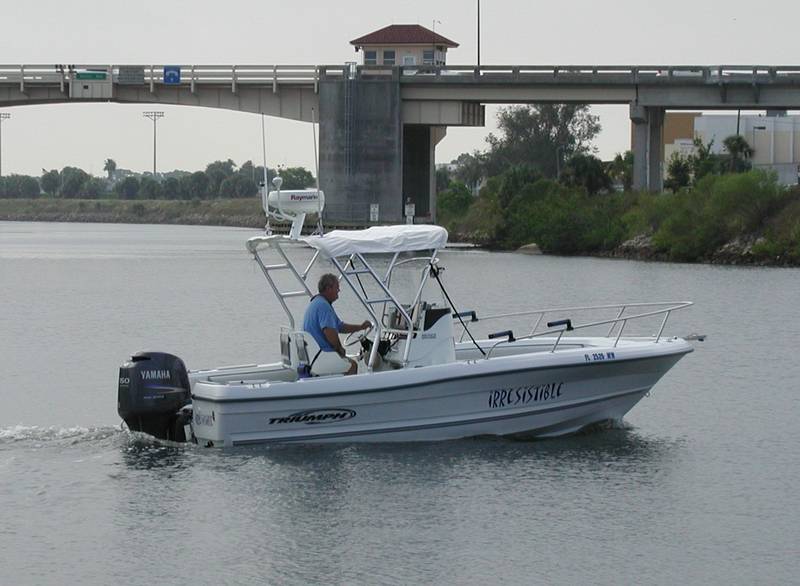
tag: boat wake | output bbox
[0,424,122,447]
[575,418,635,435]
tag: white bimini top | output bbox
[301,225,448,258]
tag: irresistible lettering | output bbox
[488,382,564,409]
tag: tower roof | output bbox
[350,24,459,48]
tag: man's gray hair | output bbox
[318,273,339,293]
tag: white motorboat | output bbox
[117,181,696,446]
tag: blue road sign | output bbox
[163,66,181,85]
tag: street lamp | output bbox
[477,0,481,67]
[142,111,164,178]
[751,124,767,169]
[0,112,10,178]
[556,145,566,180]
[432,20,442,66]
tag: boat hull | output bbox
[189,339,692,446]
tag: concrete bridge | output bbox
[3,63,800,221]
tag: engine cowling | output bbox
[118,352,192,442]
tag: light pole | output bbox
[0,112,10,178]
[556,145,566,180]
[142,111,164,178]
[432,20,441,65]
[752,124,767,169]
[477,0,481,67]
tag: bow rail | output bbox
[454,301,693,358]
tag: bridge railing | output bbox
[0,64,351,94]
[388,64,800,83]
[3,64,800,91]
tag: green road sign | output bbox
[75,71,107,80]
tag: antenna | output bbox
[311,108,320,192]
[311,107,324,235]
[261,113,271,234]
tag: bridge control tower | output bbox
[318,24,476,223]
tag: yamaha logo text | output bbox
[140,369,171,380]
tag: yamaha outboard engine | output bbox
[118,352,192,442]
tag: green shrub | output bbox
[650,170,790,261]
[437,181,474,225]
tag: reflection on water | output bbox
[112,423,680,484]
[120,435,194,472]
[109,429,682,585]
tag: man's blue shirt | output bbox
[303,295,344,352]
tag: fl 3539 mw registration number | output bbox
[584,351,615,362]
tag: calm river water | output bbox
[1,221,798,585]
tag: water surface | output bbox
[1,222,797,585]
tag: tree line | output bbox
[438,104,758,204]
[0,159,316,199]
[436,104,798,261]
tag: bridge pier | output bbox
[319,77,439,223]
[630,104,664,192]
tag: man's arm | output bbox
[323,327,346,357]
[324,321,370,356]
[339,320,372,334]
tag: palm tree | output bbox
[103,158,117,181]
[609,151,633,191]
[722,135,754,173]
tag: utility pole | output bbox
[477,0,481,67]
[0,112,10,178]
[142,111,164,178]
[432,20,441,66]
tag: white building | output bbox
[350,24,459,67]
[663,112,800,184]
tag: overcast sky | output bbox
[0,0,796,176]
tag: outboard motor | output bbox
[118,352,192,442]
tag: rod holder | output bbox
[488,330,515,343]
[547,318,573,331]
[453,310,478,322]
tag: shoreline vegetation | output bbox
[440,168,800,267]
[2,177,799,267]
[0,197,269,229]
[2,105,799,266]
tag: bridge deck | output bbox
[2,64,800,109]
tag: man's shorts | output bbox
[311,351,353,376]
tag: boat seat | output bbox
[291,331,349,377]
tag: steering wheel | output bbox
[344,323,374,347]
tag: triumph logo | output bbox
[268,409,356,425]
[140,369,171,380]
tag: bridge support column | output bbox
[402,125,444,221]
[630,104,664,192]
[319,77,440,224]
[319,78,403,223]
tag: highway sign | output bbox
[76,71,106,80]
[163,66,181,85]
[118,66,144,85]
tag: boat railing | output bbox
[460,301,693,359]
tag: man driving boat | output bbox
[303,273,371,375]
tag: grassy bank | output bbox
[5,172,800,267]
[0,197,266,228]
[440,169,800,266]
